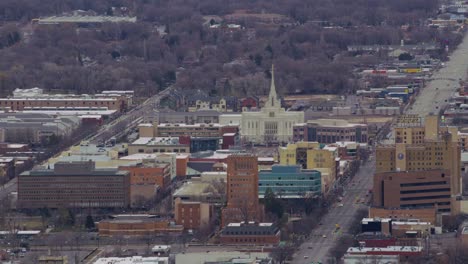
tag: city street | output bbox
[291,158,375,264]
[291,30,468,264]
[90,86,174,144]
[409,32,468,116]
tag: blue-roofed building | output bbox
[258,165,321,199]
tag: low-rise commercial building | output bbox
[0,143,30,155]
[0,113,81,143]
[97,215,183,236]
[174,251,271,264]
[368,207,437,225]
[219,222,280,245]
[293,119,368,143]
[94,257,168,264]
[158,123,238,137]
[138,122,239,138]
[0,88,130,112]
[362,218,432,238]
[128,137,190,155]
[18,161,130,209]
[156,110,221,124]
[258,165,321,199]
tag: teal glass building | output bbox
[258,165,321,199]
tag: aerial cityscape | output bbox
[2,0,468,263]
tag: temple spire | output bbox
[267,64,280,108]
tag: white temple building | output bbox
[220,65,304,144]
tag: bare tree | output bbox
[271,244,295,264]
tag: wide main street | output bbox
[292,30,468,263]
[409,32,468,116]
[292,158,375,264]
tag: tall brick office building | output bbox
[221,154,264,226]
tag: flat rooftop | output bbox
[100,214,167,224]
[158,123,224,128]
[173,181,214,197]
[347,246,423,253]
[93,256,168,264]
[131,137,182,146]
[37,15,137,24]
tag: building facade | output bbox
[128,137,190,155]
[373,169,451,213]
[0,88,129,112]
[174,198,213,230]
[156,110,221,124]
[374,114,461,215]
[258,165,321,199]
[293,119,368,143]
[18,161,130,208]
[222,154,263,225]
[220,66,304,144]
[98,215,183,236]
[219,222,280,245]
[279,142,337,194]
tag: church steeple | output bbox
[267,64,280,108]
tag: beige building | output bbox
[279,142,337,194]
[220,65,304,144]
[375,114,461,215]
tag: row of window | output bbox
[400,181,447,187]
[400,188,450,194]
[400,195,450,201]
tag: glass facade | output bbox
[258,165,321,198]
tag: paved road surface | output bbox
[292,32,468,263]
[292,158,375,263]
[90,86,173,144]
[409,33,468,116]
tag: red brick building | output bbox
[119,162,171,189]
[174,198,213,230]
[221,154,264,226]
